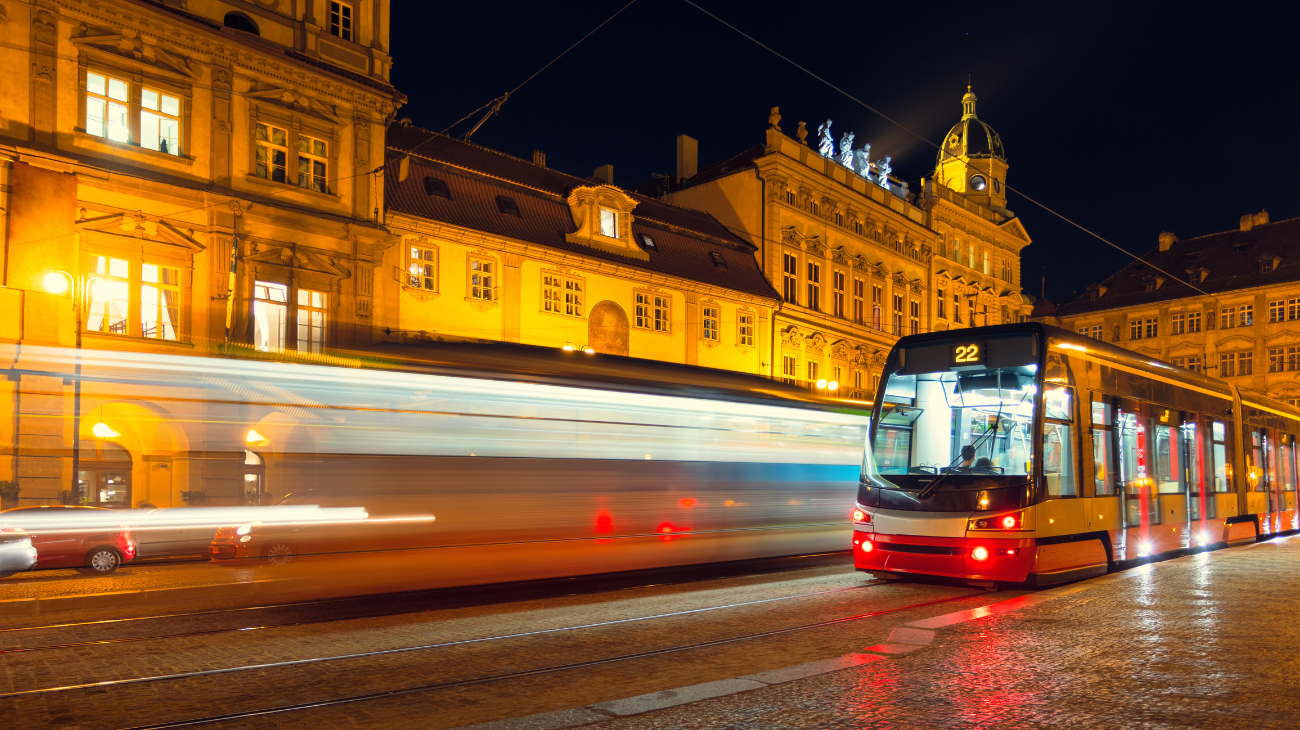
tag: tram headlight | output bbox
[970,512,1021,530]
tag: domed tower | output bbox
[934,85,1008,209]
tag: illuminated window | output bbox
[782,253,798,304]
[407,244,437,291]
[782,354,797,385]
[635,291,671,332]
[86,256,130,335]
[853,278,865,324]
[253,281,288,352]
[833,270,846,318]
[140,88,181,155]
[738,311,754,346]
[542,272,584,317]
[702,303,720,341]
[982,251,990,275]
[254,123,289,184]
[806,262,821,311]
[296,289,326,354]
[297,134,329,193]
[85,72,130,144]
[599,209,618,238]
[468,257,496,301]
[141,263,180,340]
[329,1,353,41]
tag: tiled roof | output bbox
[1057,216,1300,316]
[385,124,778,300]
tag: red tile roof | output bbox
[385,124,778,301]
[1058,216,1300,316]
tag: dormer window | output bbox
[496,195,521,218]
[710,252,727,269]
[423,177,451,200]
[639,233,657,250]
[599,208,618,238]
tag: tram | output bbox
[854,322,1300,586]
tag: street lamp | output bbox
[561,343,596,354]
[815,379,840,393]
[44,270,103,504]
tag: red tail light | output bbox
[860,540,873,553]
[852,508,869,522]
[971,546,989,561]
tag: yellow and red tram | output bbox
[854,322,1299,586]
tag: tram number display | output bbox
[951,342,986,367]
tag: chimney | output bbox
[533,149,547,168]
[592,164,613,184]
[1254,210,1270,227]
[1158,231,1179,251]
[676,134,698,184]
[1240,214,1254,232]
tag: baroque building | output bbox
[0,0,403,507]
[378,123,778,373]
[1053,211,1300,405]
[665,89,1032,399]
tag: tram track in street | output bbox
[50,591,980,730]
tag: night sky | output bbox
[390,1,1300,304]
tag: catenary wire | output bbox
[679,0,1221,306]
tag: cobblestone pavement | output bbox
[3,539,1297,730]
[584,537,1300,730]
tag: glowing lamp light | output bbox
[816,379,828,389]
[679,498,697,508]
[971,546,990,561]
[583,347,595,354]
[91,422,120,439]
[1138,541,1152,557]
[43,271,70,295]
[245,429,270,447]
[827,381,839,391]
[852,508,866,522]
[860,540,873,553]
[1000,515,1018,529]
[562,344,576,351]
[1197,532,1209,546]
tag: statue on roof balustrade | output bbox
[816,120,834,158]
[854,143,872,180]
[838,131,855,168]
[875,156,892,188]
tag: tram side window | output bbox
[1091,399,1117,496]
[1153,418,1186,494]
[1043,386,1076,497]
[1212,421,1230,493]
[1251,431,1268,492]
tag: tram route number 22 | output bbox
[951,342,985,366]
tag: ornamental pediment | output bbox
[247,85,341,124]
[75,212,205,251]
[1215,334,1256,350]
[246,244,349,278]
[72,26,200,80]
[1264,330,1300,347]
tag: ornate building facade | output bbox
[0,0,403,506]
[667,90,1032,399]
[1052,212,1300,405]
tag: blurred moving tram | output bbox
[6,340,872,582]
[855,323,1300,586]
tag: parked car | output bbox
[130,508,222,560]
[0,505,136,574]
[0,525,38,578]
[210,490,435,565]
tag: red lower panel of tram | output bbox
[853,531,1035,582]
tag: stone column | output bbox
[684,292,699,365]
[501,254,522,342]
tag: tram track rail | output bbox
[0,578,880,656]
[79,591,978,730]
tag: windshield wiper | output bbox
[915,375,1024,501]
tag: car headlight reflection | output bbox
[235,522,260,536]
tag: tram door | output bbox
[1249,430,1274,528]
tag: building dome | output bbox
[935,87,1005,166]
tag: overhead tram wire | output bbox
[679,0,1222,307]
[426,0,640,151]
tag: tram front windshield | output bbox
[867,361,1037,490]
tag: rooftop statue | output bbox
[838,132,855,169]
[876,156,892,188]
[816,120,834,158]
[854,143,872,179]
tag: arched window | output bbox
[76,440,132,507]
[245,449,265,505]
[224,12,260,35]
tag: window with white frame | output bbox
[738,311,754,346]
[1130,319,1143,340]
[1187,311,1201,332]
[782,355,797,385]
[1187,355,1202,373]
[140,88,181,155]
[86,255,131,335]
[297,288,327,353]
[1172,313,1185,334]
[297,134,329,193]
[141,263,180,340]
[86,72,130,144]
[1090,324,1102,339]
[408,244,437,291]
[254,281,288,352]
[468,257,496,301]
[1270,300,1285,323]
[1289,298,1300,321]
[1145,317,1158,338]
[1239,304,1254,327]
[599,209,618,238]
[542,272,584,317]
[329,1,354,41]
[701,303,720,341]
[635,291,671,332]
[254,123,289,184]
